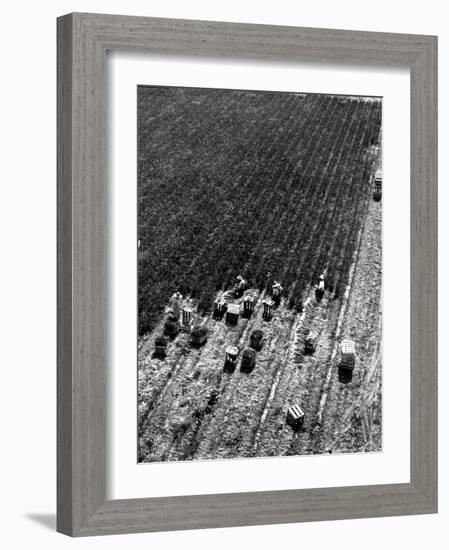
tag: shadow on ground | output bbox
[25,513,56,531]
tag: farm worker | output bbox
[170,291,182,303]
[318,275,325,291]
[236,275,246,288]
[170,291,183,318]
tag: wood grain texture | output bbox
[57,12,438,537]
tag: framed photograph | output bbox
[57,13,437,536]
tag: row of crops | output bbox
[138,86,381,335]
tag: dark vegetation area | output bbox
[138,86,381,335]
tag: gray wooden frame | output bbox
[57,12,438,537]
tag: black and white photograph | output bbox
[137,85,382,463]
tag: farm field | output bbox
[137,86,382,462]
